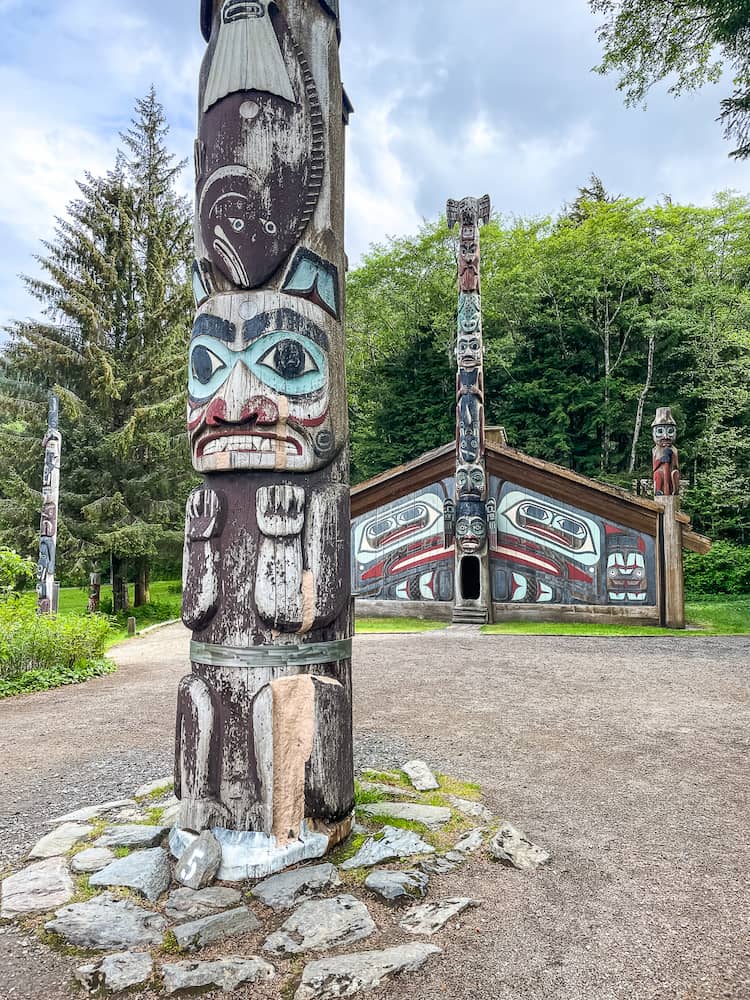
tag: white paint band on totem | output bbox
[190,638,353,668]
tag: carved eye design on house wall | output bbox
[229,218,245,233]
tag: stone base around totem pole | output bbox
[0,763,551,999]
[169,816,353,882]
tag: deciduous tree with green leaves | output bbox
[590,0,750,157]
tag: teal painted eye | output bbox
[191,345,226,385]
[257,338,320,381]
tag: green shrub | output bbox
[0,600,113,698]
[0,547,36,597]
[684,542,750,597]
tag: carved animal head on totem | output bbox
[187,292,346,474]
[456,464,486,499]
[455,499,488,555]
[458,293,481,334]
[458,396,483,465]
[652,407,678,449]
[446,195,492,230]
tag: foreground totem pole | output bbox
[652,406,684,627]
[172,0,354,878]
[36,395,61,615]
[445,196,494,624]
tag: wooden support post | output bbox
[173,0,354,878]
[657,496,685,629]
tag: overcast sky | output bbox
[0,0,748,332]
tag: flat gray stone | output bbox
[28,822,93,860]
[45,892,165,950]
[0,858,74,919]
[71,848,116,875]
[49,800,136,825]
[94,824,170,850]
[134,776,173,799]
[160,801,181,826]
[252,863,341,912]
[295,943,442,1000]
[175,831,221,890]
[402,760,440,792]
[263,895,376,956]
[359,802,451,829]
[162,957,275,995]
[489,822,551,870]
[365,869,429,905]
[76,952,153,993]
[172,906,260,952]
[165,887,243,923]
[445,828,486,861]
[447,797,493,823]
[340,826,435,871]
[89,847,171,903]
[417,855,456,876]
[400,897,481,936]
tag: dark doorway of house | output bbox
[460,556,481,601]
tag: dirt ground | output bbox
[0,624,748,1000]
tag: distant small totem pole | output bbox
[36,395,61,615]
[445,195,494,624]
[652,407,680,498]
[173,0,353,877]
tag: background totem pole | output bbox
[36,395,61,615]
[173,0,354,879]
[652,406,684,627]
[445,196,494,625]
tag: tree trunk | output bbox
[629,335,656,474]
[134,562,151,607]
[112,557,129,613]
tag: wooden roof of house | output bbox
[351,440,711,555]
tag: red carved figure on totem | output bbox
[652,407,680,497]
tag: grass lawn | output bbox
[355,617,447,634]
[17,580,183,647]
[481,595,750,637]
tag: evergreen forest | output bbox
[1,94,749,601]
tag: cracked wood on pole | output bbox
[37,394,61,615]
[174,0,354,877]
[445,196,494,625]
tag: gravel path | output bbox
[1,624,748,999]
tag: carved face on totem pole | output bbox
[652,421,677,450]
[188,294,345,474]
[456,464,486,498]
[456,334,482,370]
[455,499,488,554]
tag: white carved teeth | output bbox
[203,435,277,455]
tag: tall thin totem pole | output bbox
[37,395,61,615]
[173,0,354,878]
[445,196,494,624]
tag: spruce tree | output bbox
[0,90,193,608]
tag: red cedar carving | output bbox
[652,407,680,497]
